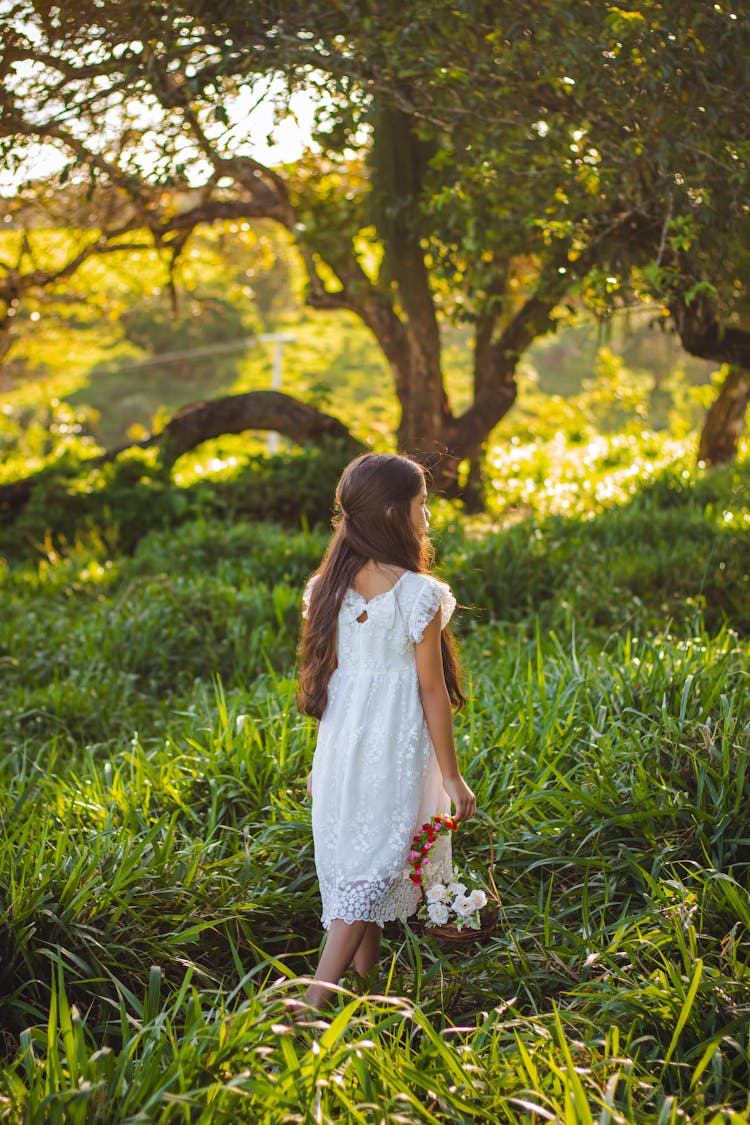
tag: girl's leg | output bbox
[305,918,368,1010]
[353,922,382,978]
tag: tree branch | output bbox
[0,235,110,303]
[143,47,294,207]
[297,243,411,399]
[453,274,568,455]
[128,389,363,463]
[0,391,364,518]
[670,292,750,369]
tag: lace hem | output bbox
[319,839,452,929]
[321,882,421,929]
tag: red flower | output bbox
[407,813,460,890]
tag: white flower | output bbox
[426,883,448,903]
[467,889,488,911]
[427,901,450,925]
[447,881,467,897]
[452,894,475,919]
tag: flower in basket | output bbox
[407,814,457,887]
[420,877,489,932]
[407,815,496,935]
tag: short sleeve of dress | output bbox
[302,574,319,618]
[408,576,456,644]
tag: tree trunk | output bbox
[368,105,451,459]
[698,366,750,465]
[669,290,750,467]
[670,292,750,369]
[0,391,362,520]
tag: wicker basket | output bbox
[422,832,501,945]
[425,904,499,943]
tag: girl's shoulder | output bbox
[398,571,456,638]
[399,570,452,598]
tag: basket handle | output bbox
[485,829,501,905]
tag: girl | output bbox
[298,452,476,1010]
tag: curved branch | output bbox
[141,389,363,464]
[0,391,364,519]
[670,293,750,368]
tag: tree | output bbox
[1,0,748,502]
[392,1,750,461]
[698,367,750,466]
[0,1,597,502]
[573,3,750,464]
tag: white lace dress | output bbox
[304,570,456,929]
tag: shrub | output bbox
[0,443,350,559]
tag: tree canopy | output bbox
[1,0,748,493]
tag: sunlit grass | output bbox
[1,434,749,1120]
[1,620,749,1121]
[487,431,694,516]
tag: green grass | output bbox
[1,440,749,1122]
[2,629,749,1121]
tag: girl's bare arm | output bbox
[415,612,476,822]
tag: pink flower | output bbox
[407,813,459,889]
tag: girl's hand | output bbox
[444,774,476,822]
[306,771,313,798]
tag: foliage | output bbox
[4,1,747,485]
[1,440,749,1119]
[0,443,352,556]
[0,223,302,449]
[3,435,750,646]
[394,1,750,337]
[438,444,750,636]
[0,229,716,470]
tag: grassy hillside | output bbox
[1,436,749,1122]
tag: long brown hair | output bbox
[297,452,464,719]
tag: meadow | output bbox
[1,429,749,1123]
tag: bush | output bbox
[0,443,350,559]
[437,461,750,636]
